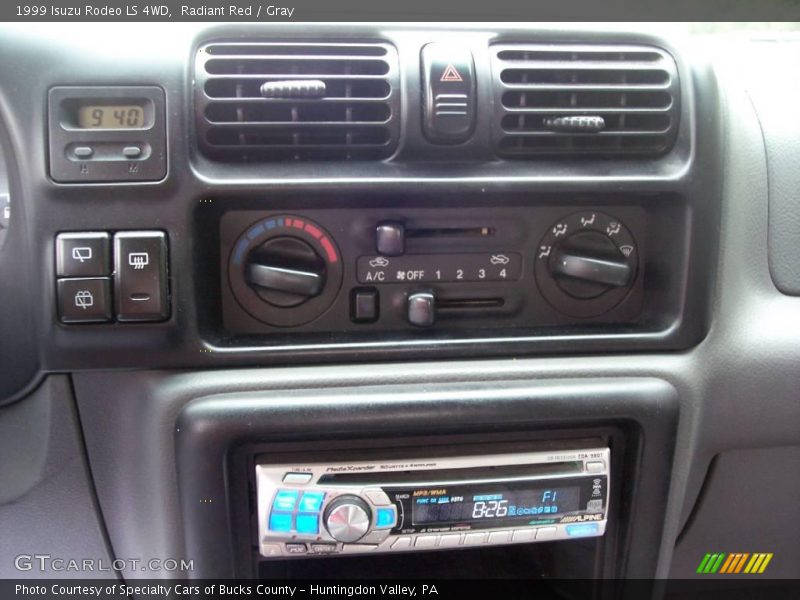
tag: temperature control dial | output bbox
[228,215,343,327]
[323,495,372,543]
[536,212,638,317]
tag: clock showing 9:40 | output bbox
[77,104,145,129]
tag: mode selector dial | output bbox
[535,211,638,318]
[549,231,632,299]
[323,495,372,543]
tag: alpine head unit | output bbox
[256,446,609,558]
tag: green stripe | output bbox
[696,553,712,573]
[704,554,719,573]
[710,553,726,573]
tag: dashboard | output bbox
[0,22,798,595]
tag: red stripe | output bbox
[304,224,323,239]
[320,237,338,263]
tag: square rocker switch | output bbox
[421,43,476,143]
[113,231,169,322]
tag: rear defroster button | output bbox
[114,231,169,322]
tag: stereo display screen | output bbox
[411,484,581,526]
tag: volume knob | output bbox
[323,495,372,543]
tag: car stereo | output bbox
[256,446,609,558]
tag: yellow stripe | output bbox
[758,553,773,574]
[749,553,766,573]
[734,553,750,573]
[720,553,737,574]
[743,554,760,574]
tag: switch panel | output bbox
[113,231,169,322]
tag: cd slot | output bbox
[317,460,583,486]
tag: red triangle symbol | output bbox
[440,64,463,82]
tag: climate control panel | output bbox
[219,205,646,335]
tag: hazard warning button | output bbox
[421,43,475,143]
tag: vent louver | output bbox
[491,44,680,158]
[195,42,400,161]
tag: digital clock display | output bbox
[76,104,145,129]
[412,485,581,526]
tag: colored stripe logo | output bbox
[696,552,773,574]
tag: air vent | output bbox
[491,44,680,158]
[195,42,400,161]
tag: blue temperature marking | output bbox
[566,523,600,537]
[298,491,325,513]
[232,238,250,266]
[246,223,265,240]
[264,219,277,230]
[268,512,292,533]
[295,513,319,535]
[277,218,284,227]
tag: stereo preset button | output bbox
[391,536,412,549]
[361,530,390,545]
[566,523,600,537]
[414,535,438,549]
[310,543,337,554]
[285,543,307,554]
[272,489,299,512]
[512,529,535,542]
[295,513,320,535]
[463,532,488,546]
[268,512,293,533]
[586,461,605,473]
[261,543,282,557]
[487,531,512,544]
[282,473,313,484]
[536,527,557,541]
[298,491,325,513]
[375,507,397,529]
[341,544,378,553]
[439,534,461,547]
[364,489,391,506]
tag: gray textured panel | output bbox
[729,41,800,294]
[671,446,800,579]
[0,376,115,579]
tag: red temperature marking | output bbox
[284,217,293,227]
[304,223,323,239]
[293,219,305,230]
[320,236,338,263]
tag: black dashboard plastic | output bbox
[0,24,722,404]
